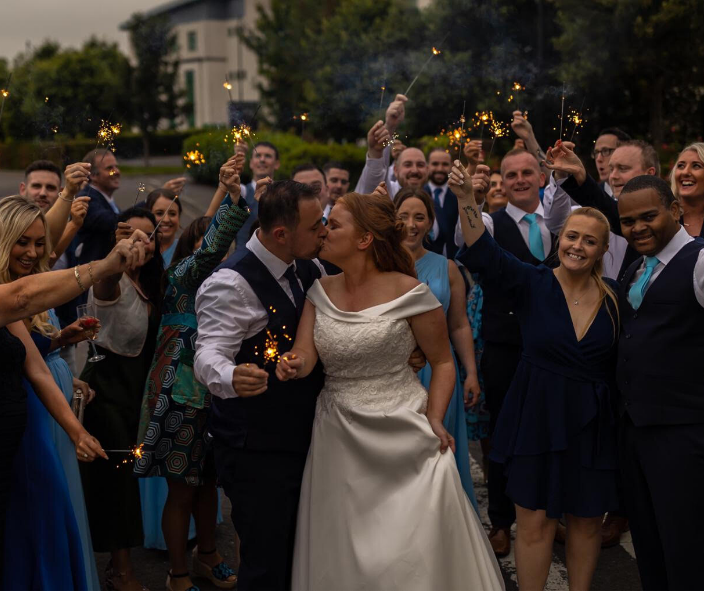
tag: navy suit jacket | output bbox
[424,184,459,260]
[73,184,120,265]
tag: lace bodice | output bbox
[307,280,441,421]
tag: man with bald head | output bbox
[461,149,559,557]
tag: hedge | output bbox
[0,129,197,170]
[182,130,368,186]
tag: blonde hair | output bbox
[559,207,619,338]
[0,195,57,336]
[670,142,704,198]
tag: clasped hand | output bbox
[275,353,303,382]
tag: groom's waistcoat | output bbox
[209,251,325,453]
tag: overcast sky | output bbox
[0,0,168,62]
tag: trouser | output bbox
[214,444,308,591]
[481,341,521,529]
[619,415,703,591]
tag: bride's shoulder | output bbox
[385,272,421,297]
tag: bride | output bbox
[276,191,504,590]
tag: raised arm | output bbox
[409,306,457,453]
[50,196,90,266]
[92,229,151,301]
[449,160,490,248]
[354,121,392,194]
[276,300,319,382]
[511,110,548,175]
[544,141,621,234]
[0,238,146,327]
[44,163,91,249]
[204,153,245,218]
[7,320,107,461]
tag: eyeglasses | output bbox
[591,148,615,159]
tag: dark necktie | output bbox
[284,265,306,314]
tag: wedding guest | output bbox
[135,164,249,591]
[425,148,460,258]
[453,160,620,591]
[615,175,703,591]
[233,141,281,263]
[670,142,703,237]
[79,209,163,591]
[394,187,481,509]
[0,199,138,584]
[323,161,350,212]
[19,159,63,212]
[455,148,558,557]
[0,195,101,589]
[292,163,330,214]
[486,171,508,213]
[146,189,183,266]
[591,128,632,195]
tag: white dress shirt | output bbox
[454,201,552,257]
[354,145,401,198]
[543,173,628,280]
[628,226,704,306]
[194,232,326,399]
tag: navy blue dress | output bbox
[457,230,620,518]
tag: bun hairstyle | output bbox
[337,192,417,278]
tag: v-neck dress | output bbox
[457,230,620,518]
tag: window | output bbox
[187,31,197,51]
[184,70,195,127]
[229,70,247,81]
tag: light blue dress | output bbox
[45,310,101,589]
[415,251,478,513]
[162,239,179,267]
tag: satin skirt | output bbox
[291,400,504,591]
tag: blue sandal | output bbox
[192,547,237,589]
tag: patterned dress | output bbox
[134,194,250,485]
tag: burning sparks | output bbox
[95,120,121,153]
[184,150,206,168]
[223,81,232,90]
[1,89,8,98]
[133,182,146,207]
[382,131,400,148]
[432,47,441,55]
[512,81,525,91]
[105,444,145,468]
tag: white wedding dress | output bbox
[292,281,504,591]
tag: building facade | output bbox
[123,0,268,129]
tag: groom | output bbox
[194,180,328,591]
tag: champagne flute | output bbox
[76,303,105,362]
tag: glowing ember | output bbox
[184,150,206,168]
[95,120,121,153]
[223,81,233,90]
[1,89,8,98]
[512,81,525,91]
[263,330,281,364]
[432,47,441,55]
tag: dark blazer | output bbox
[73,184,120,265]
[424,184,459,260]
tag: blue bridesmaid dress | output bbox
[3,378,87,590]
[415,251,479,513]
[43,310,101,589]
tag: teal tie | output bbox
[522,213,545,261]
[628,256,660,310]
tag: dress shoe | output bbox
[488,527,511,557]
[601,514,629,548]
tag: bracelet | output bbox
[87,262,96,284]
[74,265,86,292]
[59,192,75,203]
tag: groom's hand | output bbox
[408,347,427,373]
[232,363,269,397]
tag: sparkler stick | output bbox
[403,32,450,96]
[559,82,566,140]
[0,72,12,127]
[458,101,466,161]
[132,183,146,207]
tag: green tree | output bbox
[124,13,184,166]
[551,0,704,147]
[1,39,132,141]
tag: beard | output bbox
[430,171,448,186]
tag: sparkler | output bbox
[403,32,450,96]
[132,182,146,207]
[488,117,509,160]
[184,149,206,168]
[569,97,586,142]
[293,113,309,138]
[223,76,233,102]
[0,72,12,127]
[559,82,566,139]
[104,444,145,468]
[458,101,466,161]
